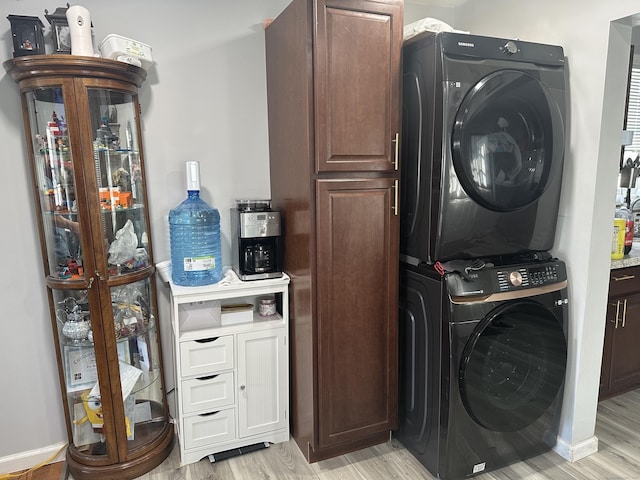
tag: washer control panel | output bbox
[497,264,561,291]
[446,260,566,297]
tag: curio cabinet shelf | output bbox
[3,55,174,480]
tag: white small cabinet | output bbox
[167,270,290,465]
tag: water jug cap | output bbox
[185,161,200,191]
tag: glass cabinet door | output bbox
[88,88,150,278]
[53,278,165,456]
[26,88,84,279]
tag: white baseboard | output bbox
[0,442,66,475]
[553,435,599,462]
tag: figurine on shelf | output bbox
[76,390,104,433]
[57,302,90,343]
[95,116,118,147]
[112,167,131,193]
[75,390,131,438]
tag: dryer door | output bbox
[458,300,567,432]
[451,70,564,212]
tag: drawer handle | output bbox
[613,274,636,281]
[195,337,219,343]
[197,374,219,381]
[200,411,220,417]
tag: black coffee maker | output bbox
[231,200,283,281]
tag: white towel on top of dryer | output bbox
[403,17,469,40]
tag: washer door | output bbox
[451,69,564,212]
[459,300,567,432]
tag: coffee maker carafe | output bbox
[231,200,283,281]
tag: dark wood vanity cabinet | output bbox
[600,266,640,399]
[265,0,403,462]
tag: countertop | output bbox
[611,241,640,269]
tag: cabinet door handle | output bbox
[392,132,399,170]
[613,274,635,281]
[240,384,246,391]
[392,179,399,216]
[615,300,621,328]
[623,298,628,328]
[195,337,219,343]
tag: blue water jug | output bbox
[169,161,222,286]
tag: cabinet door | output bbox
[237,328,288,438]
[314,0,402,172]
[608,292,640,394]
[316,178,399,448]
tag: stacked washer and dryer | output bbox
[396,32,569,479]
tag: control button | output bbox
[501,41,518,55]
[509,271,523,287]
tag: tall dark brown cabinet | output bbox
[265,0,403,462]
[4,56,173,480]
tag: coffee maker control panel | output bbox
[239,211,281,238]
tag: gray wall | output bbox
[1,0,635,472]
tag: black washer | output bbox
[396,258,568,480]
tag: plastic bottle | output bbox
[169,161,222,286]
[631,197,640,238]
[615,204,634,255]
[612,218,625,260]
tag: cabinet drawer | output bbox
[181,372,235,415]
[609,266,640,297]
[180,336,234,377]
[183,408,236,449]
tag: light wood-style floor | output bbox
[60,389,640,480]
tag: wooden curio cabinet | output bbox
[265,0,403,462]
[3,56,173,480]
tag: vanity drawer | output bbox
[181,372,234,414]
[609,266,640,298]
[180,335,234,377]
[183,408,236,449]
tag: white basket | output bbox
[99,34,153,69]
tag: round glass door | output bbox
[451,70,564,211]
[458,300,567,432]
